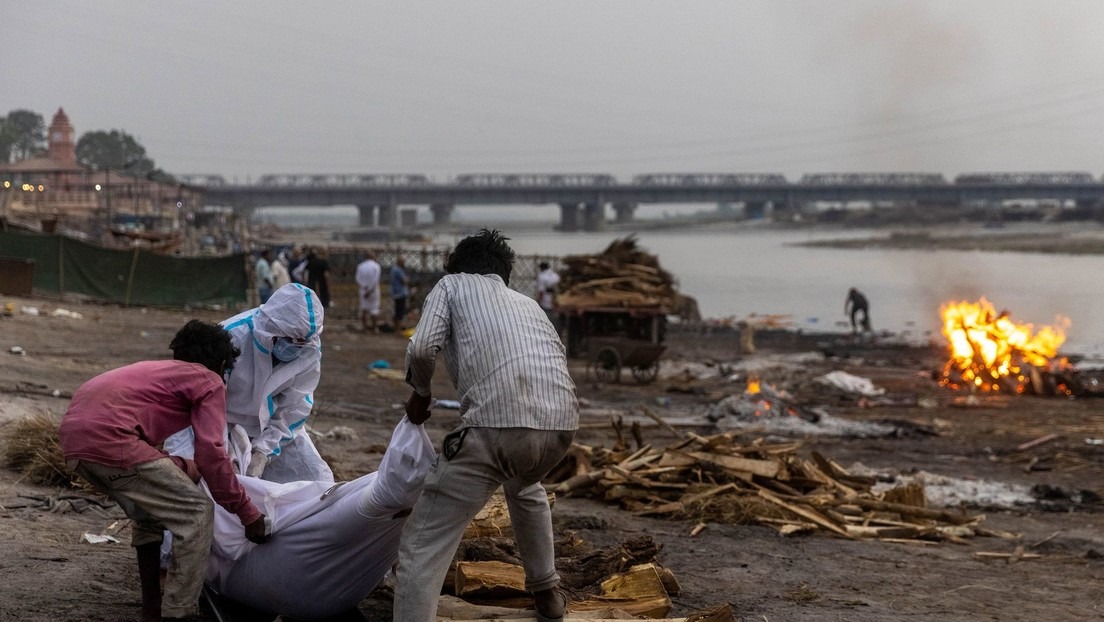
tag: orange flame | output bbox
[940,298,1069,393]
[746,377,761,394]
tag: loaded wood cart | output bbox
[559,305,666,384]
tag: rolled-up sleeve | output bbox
[191,382,263,525]
[405,280,451,396]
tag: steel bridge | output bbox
[176,171,1104,231]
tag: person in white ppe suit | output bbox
[167,283,332,483]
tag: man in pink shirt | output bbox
[60,320,268,622]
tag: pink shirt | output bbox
[59,360,261,525]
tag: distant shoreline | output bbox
[794,223,1104,255]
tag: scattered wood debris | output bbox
[546,423,1019,545]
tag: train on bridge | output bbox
[176,171,1104,188]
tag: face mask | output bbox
[272,337,309,363]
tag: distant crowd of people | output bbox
[253,245,331,308]
[251,246,414,335]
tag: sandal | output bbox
[534,589,569,622]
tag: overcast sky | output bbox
[8,1,1104,181]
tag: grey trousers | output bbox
[72,457,214,619]
[393,427,575,622]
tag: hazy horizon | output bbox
[7,2,1104,181]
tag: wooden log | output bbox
[798,460,858,497]
[756,489,853,538]
[836,498,979,526]
[810,451,877,487]
[463,494,514,539]
[685,604,736,622]
[844,524,923,539]
[1016,433,1060,452]
[674,450,786,479]
[436,594,662,620]
[605,485,664,502]
[681,483,740,506]
[570,563,672,618]
[462,492,559,539]
[655,565,682,597]
[552,469,608,494]
[974,551,1043,561]
[881,482,927,508]
[455,560,528,598]
[639,405,683,438]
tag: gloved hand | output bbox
[243,515,269,544]
[246,450,269,478]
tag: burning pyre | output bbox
[940,298,1070,394]
[707,376,821,422]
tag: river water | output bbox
[258,207,1104,352]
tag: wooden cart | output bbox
[558,306,667,384]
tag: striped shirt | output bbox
[406,273,578,431]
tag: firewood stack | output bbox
[557,236,681,311]
[443,493,736,620]
[546,419,1019,545]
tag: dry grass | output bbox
[1,412,81,488]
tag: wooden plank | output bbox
[844,524,922,539]
[839,498,979,526]
[639,404,683,438]
[1016,433,1060,451]
[677,450,785,479]
[756,489,853,538]
[680,483,740,506]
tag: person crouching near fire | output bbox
[59,320,269,622]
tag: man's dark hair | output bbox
[445,229,515,285]
[539,262,550,271]
[170,320,240,375]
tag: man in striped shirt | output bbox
[395,229,578,622]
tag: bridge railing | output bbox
[954,172,1096,184]
[453,174,617,186]
[631,173,788,185]
[253,174,432,187]
[800,173,949,185]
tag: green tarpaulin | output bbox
[0,230,246,307]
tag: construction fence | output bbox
[0,230,247,307]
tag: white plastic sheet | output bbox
[205,417,435,620]
[816,370,886,396]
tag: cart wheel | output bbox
[592,347,622,384]
[632,361,660,384]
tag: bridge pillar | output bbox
[559,203,581,231]
[236,204,256,224]
[744,201,767,219]
[378,204,397,228]
[356,204,376,227]
[430,203,454,226]
[612,201,636,223]
[582,203,606,231]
